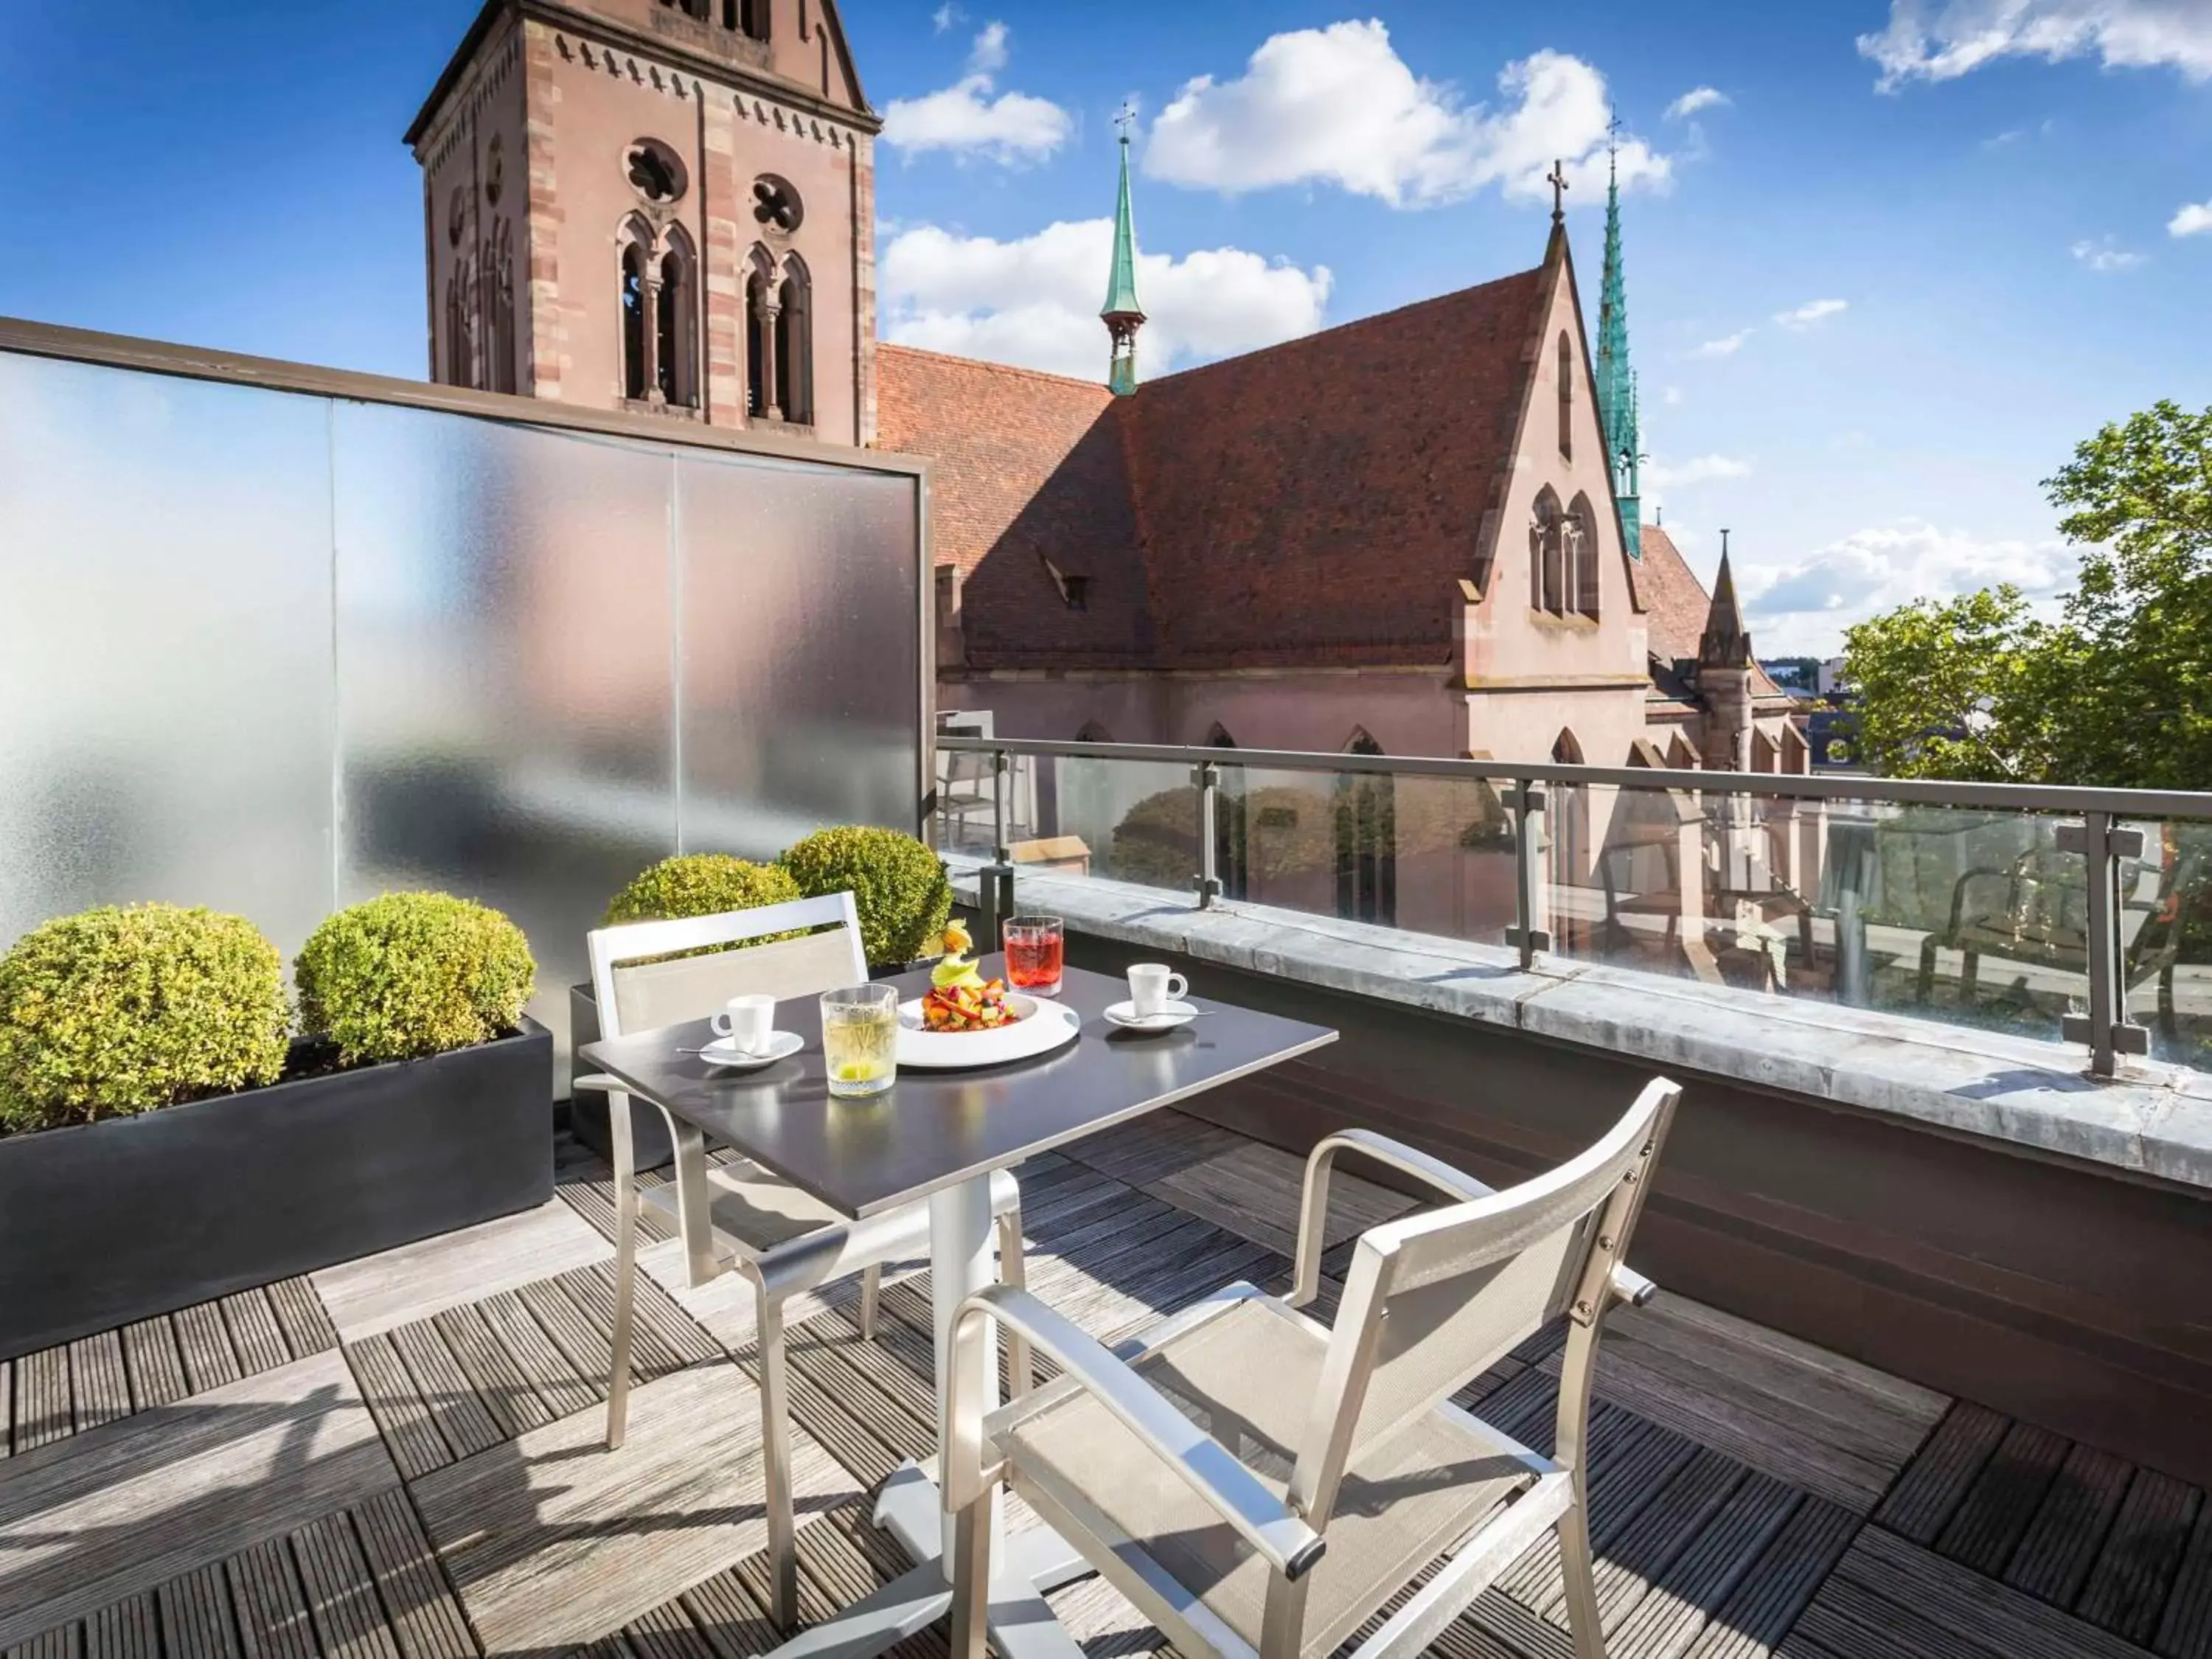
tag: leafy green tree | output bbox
[1840,400,2212,787]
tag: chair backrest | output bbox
[586,891,868,1040]
[1288,1078,1680,1528]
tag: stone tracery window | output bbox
[1568,491,1600,619]
[744,245,812,426]
[1531,487,1566,615]
[753,174,803,234]
[625,139,686,205]
[618,216,698,411]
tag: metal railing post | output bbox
[1503,780,1551,971]
[2059,812,2148,1077]
[978,749,1015,949]
[1192,761,1223,909]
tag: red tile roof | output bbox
[874,264,1552,672]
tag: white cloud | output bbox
[1143,25,1669,209]
[880,220,1333,380]
[1665,86,1730,119]
[967,18,1009,72]
[1662,385,1684,405]
[1739,521,2079,654]
[1644,453,1751,490]
[931,2,961,33]
[882,26,1071,164]
[2070,234,2145,270]
[2171,198,2212,236]
[1692,329,1753,357]
[1773,298,1848,329]
[1860,0,2212,89]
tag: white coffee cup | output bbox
[1127,964,1189,1018]
[711,993,777,1054]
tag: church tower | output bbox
[1101,115,1146,397]
[1697,532,1756,771]
[407,0,880,445]
[1595,128,1641,560]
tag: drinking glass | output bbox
[821,983,899,1099]
[1004,915,1065,997]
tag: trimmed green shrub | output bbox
[296,893,535,1067]
[604,855,803,930]
[0,904,289,1133]
[781,827,951,967]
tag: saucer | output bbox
[1103,999,1197,1032]
[698,1031,803,1069]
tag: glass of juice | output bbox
[821,983,899,1099]
[1004,915,1065,997]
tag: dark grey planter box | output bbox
[567,983,678,1171]
[0,1018,554,1362]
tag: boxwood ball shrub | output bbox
[604,854,802,930]
[781,827,952,968]
[296,893,535,1067]
[0,904,289,1133]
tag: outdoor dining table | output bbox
[575,956,1338,1659]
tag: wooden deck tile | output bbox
[2076,1472,2204,1646]
[1681,1497,1860,1659]
[3,1628,82,1659]
[473,1290,602,1423]
[158,1565,241,1659]
[226,1538,317,1659]
[16,1348,71,1453]
[1603,1474,1801,1657]
[1933,1419,2070,1576]
[266,1281,341,1362]
[1809,1526,2157,1659]
[66,1335,132,1435]
[119,1319,189,1414]
[290,1512,401,1659]
[429,1306,554,1440]
[222,1294,295,1380]
[386,1323,504,1467]
[1876,1401,2008,1544]
[677,1565,780,1659]
[2160,1502,2212,1659]
[312,1199,611,1342]
[625,1600,717,1659]
[0,1349,397,1650]
[349,1488,477,1659]
[1582,1450,1745,1630]
[408,1360,859,1655]
[1137,1131,1413,1258]
[2005,1442,2135,1607]
[83,1596,157,1659]
[173,1303,244,1395]
[344,1335,453,1483]
[1,1358,11,1460]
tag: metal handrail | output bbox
[938,734,2212,821]
[934,734,2196,1078]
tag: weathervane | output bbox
[1547,159,1568,223]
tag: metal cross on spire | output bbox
[1113,101,1139,142]
[1547,159,1569,223]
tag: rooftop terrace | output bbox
[5,1113,2208,1659]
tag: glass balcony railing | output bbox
[935,736,2212,1079]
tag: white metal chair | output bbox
[942,1077,1682,1659]
[571,891,1032,1630]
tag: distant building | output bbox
[409,0,1805,782]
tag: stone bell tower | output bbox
[408,0,880,445]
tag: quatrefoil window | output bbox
[626,139,688,205]
[752,174,803,234]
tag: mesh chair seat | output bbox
[998,1298,1545,1659]
[639,1159,852,1255]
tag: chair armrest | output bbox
[1611,1265,1658,1309]
[1291,1130,1494,1309]
[952,1285,1325,1582]
[570,1073,621,1095]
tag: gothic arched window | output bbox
[488,221,517,395]
[1335,730,1396,926]
[1557,331,1573,462]
[445,261,476,389]
[657,227,698,408]
[1568,492,1600,620]
[744,251,773,417]
[775,254,813,426]
[620,241,648,401]
[1531,488,1565,615]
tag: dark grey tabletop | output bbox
[576,958,1337,1220]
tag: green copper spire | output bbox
[1595,122,1642,559]
[1102,109,1145,396]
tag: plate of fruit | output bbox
[895,922,1082,1069]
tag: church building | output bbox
[408,0,1804,780]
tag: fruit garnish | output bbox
[940,919,973,956]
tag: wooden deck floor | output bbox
[4,1111,2208,1659]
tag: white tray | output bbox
[894,995,1082,1069]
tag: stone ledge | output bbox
[947,858,2212,1193]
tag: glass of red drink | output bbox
[1003,915,1065,997]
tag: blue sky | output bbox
[3,1,2208,655]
